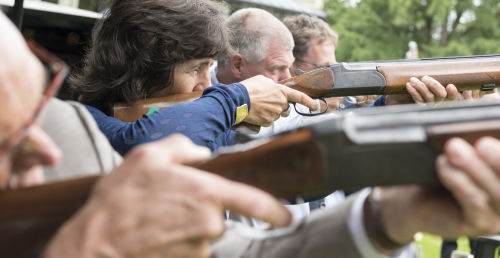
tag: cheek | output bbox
[261,67,277,78]
[268,74,280,82]
[172,75,196,93]
[260,69,281,82]
[242,64,265,79]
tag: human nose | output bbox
[11,125,62,171]
[196,69,211,90]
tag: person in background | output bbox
[72,0,317,155]
[284,14,377,109]
[213,8,294,85]
[212,8,329,138]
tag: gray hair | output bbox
[219,8,294,67]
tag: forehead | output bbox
[177,58,213,69]
[305,37,336,65]
[0,13,45,141]
[0,56,44,141]
[263,43,294,67]
[307,37,336,56]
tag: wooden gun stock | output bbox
[0,129,322,258]
[112,71,334,122]
[0,176,98,258]
[114,91,203,122]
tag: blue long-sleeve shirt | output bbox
[86,83,250,155]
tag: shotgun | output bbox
[114,55,500,122]
[3,100,500,257]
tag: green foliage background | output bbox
[324,0,500,61]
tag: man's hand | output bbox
[435,137,500,236]
[385,76,483,105]
[44,135,291,258]
[240,75,318,126]
[368,137,500,254]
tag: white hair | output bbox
[220,8,294,66]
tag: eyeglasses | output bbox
[295,57,329,69]
[0,41,69,162]
[294,57,333,76]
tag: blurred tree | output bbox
[325,0,500,61]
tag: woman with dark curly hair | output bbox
[72,0,317,155]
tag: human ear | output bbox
[230,53,244,79]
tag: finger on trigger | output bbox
[280,85,317,111]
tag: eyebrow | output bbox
[269,62,290,70]
[189,60,212,69]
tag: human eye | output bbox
[192,67,201,75]
[271,66,286,75]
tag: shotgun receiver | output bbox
[114,55,500,122]
[3,101,500,257]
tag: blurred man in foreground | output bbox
[3,10,500,258]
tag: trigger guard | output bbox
[294,98,328,116]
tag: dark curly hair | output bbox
[72,0,230,112]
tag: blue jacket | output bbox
[86,83,250,155]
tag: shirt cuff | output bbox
[204,83,251,110]
[202,83,251,126]
[368,95,386,107]
[348,188,414,258]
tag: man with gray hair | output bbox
[212,8,294,85]
[212,8,346,225]
[212,8,326,135]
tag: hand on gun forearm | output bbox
[367,137,500,255]
[385,76,483,105]
[435,137,500,236]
